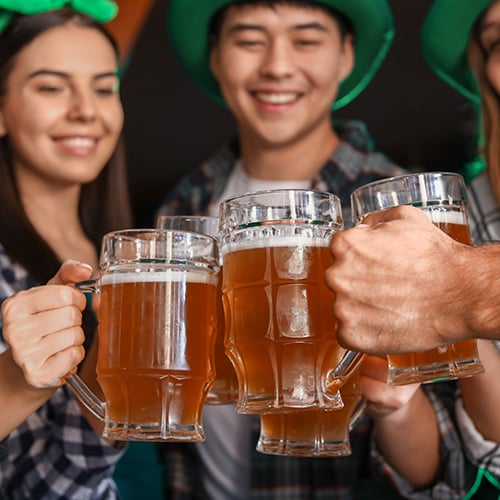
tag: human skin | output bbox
[209,3,354,182]
[209,3,441,487]
[0,20,123,442]
[327,205,500,354]
[0,261,91,439]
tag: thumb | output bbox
[47,260,94,286]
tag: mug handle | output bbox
[65,373,105,420]
[64,278,106,421]
[330,351,366,391]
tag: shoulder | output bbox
[157,142,238,217]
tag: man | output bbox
[152,1,470,498]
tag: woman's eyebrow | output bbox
[27,69,118,80]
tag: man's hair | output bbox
[209,0,353,47]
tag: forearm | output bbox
[0,349,56,439]
[461,246,500,341]
[372,388,440,488]
[459,340,500,441]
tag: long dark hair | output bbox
[0,7,132,285]
[468,2,500,206]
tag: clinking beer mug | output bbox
[219,189,364,414]
[156,215,239,405]
[350,172,484,385]
[65,229,220,441]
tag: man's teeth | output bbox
[256,92,299,104]
[59,137,95,148]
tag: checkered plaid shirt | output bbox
[156,120,472,499]
[0,246,125,499]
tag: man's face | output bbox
[210,3,354,148]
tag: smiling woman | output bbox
[0,2,132,499]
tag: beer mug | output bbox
[350,172,484,385]
[65,229,219,441]
[219,189,364,414]
[256,367,365,457]
[156,215,239,405]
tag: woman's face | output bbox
[479,0,500,93]
[0,21,123,191]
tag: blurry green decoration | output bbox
[461,104,487,185]
[0,0,118,33]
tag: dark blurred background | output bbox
[118,0,478,226]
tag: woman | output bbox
[423,0,500,496]
[0,1,132,497]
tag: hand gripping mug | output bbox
[219,189,364,414]
[350,172,484,385]
[65,229,219,441]
[256,365,365,457]
[156,215,239,405]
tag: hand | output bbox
[326,205,472,354]
[1,260,93,388]
[360,355,420,420]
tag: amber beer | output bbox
[97,269,217,440]
[223,236,345,414]
[206,269,239,404]
[387,209,483,384]
[257,369,362,457]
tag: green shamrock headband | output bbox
[0,0,118,33]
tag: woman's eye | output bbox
[95,87,116,96]
[37,84,63,93]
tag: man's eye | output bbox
[295,39,320,47]
[236,39,264,47]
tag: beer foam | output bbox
[222,236,329,254]
[421,209,467,225]
[102,270,217,286]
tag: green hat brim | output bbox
[168,0,394,110]
[422,0,492,104]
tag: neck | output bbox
[239,120,340,181]
[20,184,99,269]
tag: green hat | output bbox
[168,0,394,110]
[422,0,493,104]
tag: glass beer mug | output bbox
[219,188,364,414]
[65,229,219,441]
[350,172,484,385]
[156,215,239,405]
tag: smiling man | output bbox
[150,1,474,499]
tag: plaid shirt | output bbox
[156,120,471,499]
[0,245,125,499]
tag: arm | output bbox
[455,340,500,481]
[327,205,500,354]
[459,340,500,442]
[0,261,90,439]
[0,261,125,498]
[361,356,440,488]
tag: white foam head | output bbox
[102,269,217,286]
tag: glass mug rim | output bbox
[219,188,344,236]
[351,171,465,197]
[99,228,219,271]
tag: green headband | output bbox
[0,0,118,33]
